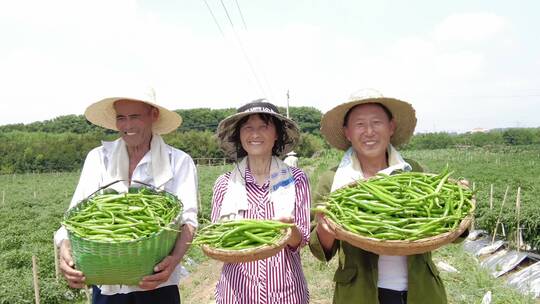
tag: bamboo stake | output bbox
[197,191,202,218]
[2,190,4,205]
[53,236,59,282]
[32,255,41,304]
[34,191,36,198]
[489,184,494,210]
[491,186,509,244]
[516,187,521,252]
[469,182,477,231]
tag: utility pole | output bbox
[286,89,290,118]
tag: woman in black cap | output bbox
[211,99,310,303]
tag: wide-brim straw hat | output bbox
[85,95,182,135]
[321,90,417,150]
[217,99,300,159]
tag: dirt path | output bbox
[179,249,335,304]
[179,259,222,304]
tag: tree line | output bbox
[0,106,538,174]
[0,107,326,174]
[403,128,540,150]
[0,107,322,135]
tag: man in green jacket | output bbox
[310,91,448,304]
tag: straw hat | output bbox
[321,90,417,150]
[84,94,182,135]
[217,99,300,159]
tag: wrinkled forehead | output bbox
[344,103,392,125]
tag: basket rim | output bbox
[326,213,473,245]
[201,227,292,262]
[64,187,182,244]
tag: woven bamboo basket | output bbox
[326,214,473,256]
[65,182,181,285]
[201,228,292,263]
[324,177,475,256]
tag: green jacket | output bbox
[309,159,448,304]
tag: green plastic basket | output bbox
[65,183,181,285]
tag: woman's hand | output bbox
[275,216,302,248]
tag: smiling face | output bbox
[239,114,278,158]
[343,103,396,161]
[114,99,159,148]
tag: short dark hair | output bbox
[343,103,393,127]
[230,113,287,158]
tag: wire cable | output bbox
[219,0,267,97]
[203,0,225,37]
[234,0,248,30]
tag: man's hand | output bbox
[58,240,86,288]
[315,212,337,239]
[314,211,340,252]
[139,255,180,290]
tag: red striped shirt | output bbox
[210,166,310,304]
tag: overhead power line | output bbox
[203,0,225,37]
[215,0,268,98]
[220,0,235,28]
[234,0,248,30]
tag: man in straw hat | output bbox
[211,99,310,303]
[54,93,198,303]
[309,90,449,304]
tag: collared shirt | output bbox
[54,138,198,295]
[210,167,310,304]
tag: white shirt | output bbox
[378,255,408,291]
[331,146,411,291]
[54,138,198,295]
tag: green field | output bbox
[1,146,538,303]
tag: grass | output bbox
[1,146,539,303]
[300,242,538,303]
[402,145,540,250]
[433,244,537,304]
[0,165,225,304]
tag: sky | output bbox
[0,0,539,133]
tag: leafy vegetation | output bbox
[402,145,540,250]
[0,106,323,135]
[404,128,540,150]
[1,145,539,302]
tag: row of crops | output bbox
[0,145,539,303]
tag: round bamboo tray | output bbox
[326,214,473,256]
[324,176,475,256]
[202,228,292,263]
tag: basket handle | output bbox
[86,179,127,198]
[86,179,162,199]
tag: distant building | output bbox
[470,128,489,134]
